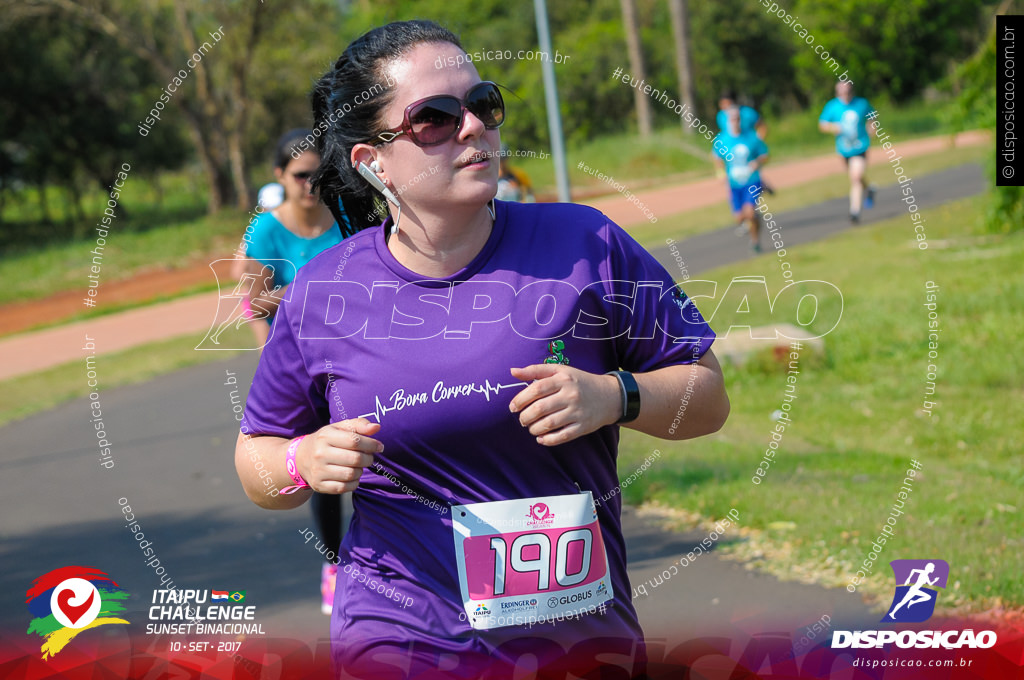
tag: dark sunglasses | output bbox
[368,81,505,147]
[291,171,314,181]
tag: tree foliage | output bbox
[0,13,190,235]
[787,0,992,100]
[0,0,999,230]
[4,0,345,214]
[949,5,1022,233]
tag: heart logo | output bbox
[56,588,95,626]
[529,503,551,521]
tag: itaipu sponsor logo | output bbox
[832,559,997,649]
[474,603,491,616]
[25,567,130,659]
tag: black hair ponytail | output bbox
[310,20,462,238]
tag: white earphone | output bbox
[355,161,401,236]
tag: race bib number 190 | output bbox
[451,492,613,630]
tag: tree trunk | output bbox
[171,2,236,212]
[37,181,52,224]
[181,115,227,213]
[227,1,269,209]
[68,182,86,238]
[24,0,271,216]
[668,0,697,135]
[228,132,250,209]
[152,173,164,207]
[620,0,653,137]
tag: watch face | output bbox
[614,371,641,423]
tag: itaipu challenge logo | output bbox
[25,567,130,659]
[526,502,555,527]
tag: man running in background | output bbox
[717,90,773,195]
[713,107,769,253]
[819,80,878,224]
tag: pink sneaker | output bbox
[321,563,337,615]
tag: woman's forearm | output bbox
[627,351,730,440]
[234,431,312,509]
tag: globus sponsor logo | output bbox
[831,629,997,649]
[548,590,592,607]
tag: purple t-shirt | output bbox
[242,200,715,675]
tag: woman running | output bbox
[231,129,351,614]
[230,129,347,342]
[235,20,729,678]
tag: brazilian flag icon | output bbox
[229,591,246,602]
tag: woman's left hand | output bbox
[509,364,622,446]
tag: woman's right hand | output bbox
[297,418,384,494]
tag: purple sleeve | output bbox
[241,290,330,438]
[601,221,715,373]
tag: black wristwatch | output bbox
[606,370,641,423]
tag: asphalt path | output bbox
[646,162,985,276]
[0,163,984,662]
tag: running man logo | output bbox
[882,559,949,623]
[196,258,297,351]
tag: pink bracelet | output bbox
[280,435,310,495]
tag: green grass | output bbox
[0,328,249,428]
[623,142,987,249]
[1,186,1018,615]
[6,282,220,337]
[615,193,1024,614]
[0,97,976,310]
[762,96,956,163]
[1,209,244,304]
[1,171,210,249]
[2,141,983,311]
[518,96,965,195]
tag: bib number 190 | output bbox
[488,528,594,597]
